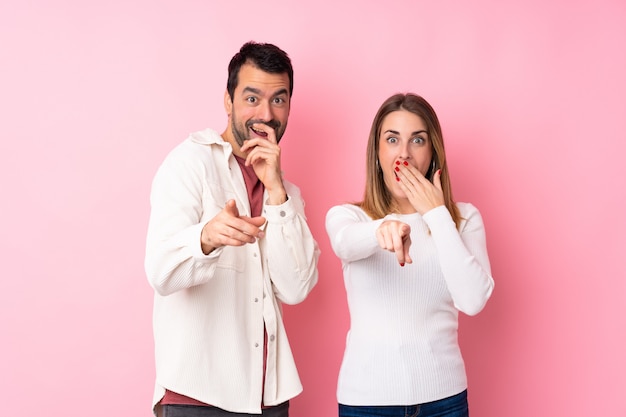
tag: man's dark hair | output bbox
[226,41,294,101]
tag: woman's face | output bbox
[378,110,433,205]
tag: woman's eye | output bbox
[411,137,425,144]
[386,137,397,144]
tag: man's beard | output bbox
[231,109,285,148]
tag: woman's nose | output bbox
[397,142,411,160]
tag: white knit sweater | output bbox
[325,203,494,405]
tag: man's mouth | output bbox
[247,120,280,139]
[250,126,268,138]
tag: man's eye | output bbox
[246,97,257,103]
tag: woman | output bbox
[325,93,494,417]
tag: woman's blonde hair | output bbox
[357,93,462,229]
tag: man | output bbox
[145,42,320,417]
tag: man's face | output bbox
[226,63,291,149]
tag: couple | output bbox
[144,41,495,417]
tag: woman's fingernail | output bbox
[395,161,400,165]
[400,263,405,267]
[403,161,408,166]
[396,176,400,181]
[395,167,399,172]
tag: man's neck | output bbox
[221,129,246,159]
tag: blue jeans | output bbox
[338,390,468,417]
[161,402,289,417]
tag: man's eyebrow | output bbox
[242,86,262,95]
[272,88,289,98]
[241,86,289,98]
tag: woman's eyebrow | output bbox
[382,129,427,135]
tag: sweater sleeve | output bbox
[325,204,385,263]
[422,204,494,316]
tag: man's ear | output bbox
[224,90,232,116]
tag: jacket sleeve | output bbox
[325,204,385,263]
[144,146,221,296]
[422,204,495,315]
[261,183,320,305]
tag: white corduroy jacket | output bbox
[145,128,320,413]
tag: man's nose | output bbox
[256,100,273,121]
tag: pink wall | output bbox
[1,1,625,416]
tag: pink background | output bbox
[1,1,625,416]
